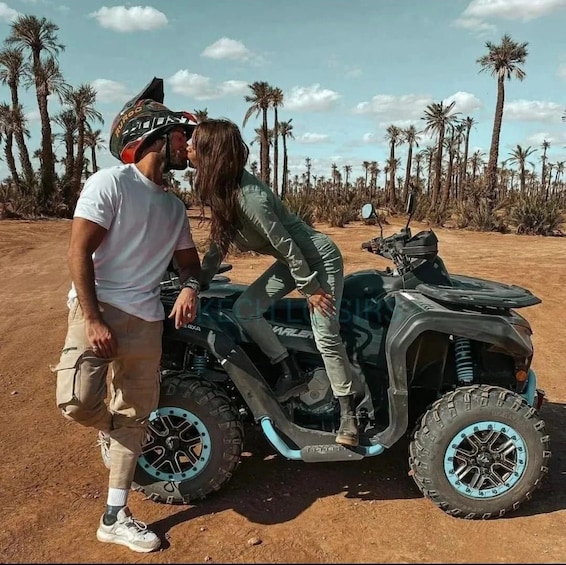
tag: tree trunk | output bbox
[486,75,505,206]
[273,108,279,196]
[9,84,34,191]
[3,133,21,187]
[281,136,288,198]
[387,142,396,206]
[33,52,56,210]
[402,143,413,206]
[431,130,445,206]
[261,108,270,186]
[71,121,86,208]
[461,127,471,201]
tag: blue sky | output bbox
[1,0,566,184]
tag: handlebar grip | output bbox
[361,241,372,250]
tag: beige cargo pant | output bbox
[54,299,162,489]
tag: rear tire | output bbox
[132,374,244,504]
[409,385,550,519]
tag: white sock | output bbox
[107,487,128,508]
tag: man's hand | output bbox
[307,288,336,318]
[86,318,118,358]
[169,287,199,329]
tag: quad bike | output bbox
[130,193,550,519]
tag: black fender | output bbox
[371,290,535,448]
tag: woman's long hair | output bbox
[193,119,249,257]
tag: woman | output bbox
[188,118,358,447]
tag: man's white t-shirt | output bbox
[68,163,195,321]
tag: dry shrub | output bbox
[510,193,564,236]
[283,193,315,226]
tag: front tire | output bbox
[409,385,550,519]
[132,374,244,504]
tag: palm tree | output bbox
[243,81,272,185]
[440,124,459,210]
[422,100,459,206]
[279,119,294,197]
[343,164,352,188]
[65,84,103,202]
[84,127,105,175]
[369,161,379,193]
[0,46,34,188]
[402,125,421,205]
[414,151,424,190]
[270,87,284,195]
[459,116,475,192]
[477,34,528,205]
[540,139,550,189]
[384,125,402,206]
[362,161,370,189]
[193,108,208,122]
[0,103,21,186]
[6,14,65,208]
[305,157,312,191]
[469,150,485,184]
[53,109,77,205]
[507,146,537,195]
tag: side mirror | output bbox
[406,192,417,215]
[361,203,375,220]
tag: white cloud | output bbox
[296,133,330,144]
[0,2,19,22]
[504,100,562,122]
[25,109,41,123]
[443,91,482,114]
[167,70,248,101]
[452,17,496,35]
[345,66,363,78]
[524,131,566,146]
[362,133,378,144]
[463,0,566,21]
[285,84,341,112]
[454,0,566,35]
[557,63,566,81]
[91,79,132,103]
[354,93,432,122]
[354,92,481,126]
[90,6,168,32]
[202,37,253,62]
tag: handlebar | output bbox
[361,228,414,267]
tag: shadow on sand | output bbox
[150,399,566,544]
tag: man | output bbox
[53,78,201,553]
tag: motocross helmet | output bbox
[109,77,197,170]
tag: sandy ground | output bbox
[1,212,566,564]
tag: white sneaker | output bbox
[96,507,160,553]
[97,431,111,470]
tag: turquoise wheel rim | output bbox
[444,420,527,499]
[139,406,211,481]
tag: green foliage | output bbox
[0,179,40,217]
[510,194,564,236]
[454,200,474,229]
[282,192,315,226]
[469,198,508,233]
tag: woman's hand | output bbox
[169,287,199,329]
[307,289,336,318]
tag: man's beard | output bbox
[161,145,187,171]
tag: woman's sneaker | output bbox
[96,507,160,553]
